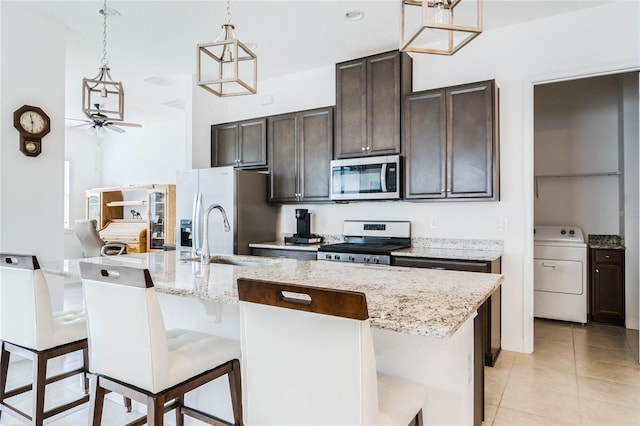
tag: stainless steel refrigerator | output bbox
[176,166,277,255]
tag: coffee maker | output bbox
[284,209,323,244]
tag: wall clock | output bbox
[13,105,51,157]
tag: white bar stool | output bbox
[0,253,90,425]
[237,278,427,426]
[80,262,242,426]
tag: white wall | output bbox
[533,76,622,235]
[0,3,66,263]
[622,73,639,329]
[192,1,640,351]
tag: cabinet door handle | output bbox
[366,146,371,151]
[604,255,610,259]
[596,269,599,273]
[361,147,366,152]
[541,262,556,269]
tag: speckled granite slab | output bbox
[391,247,502,261]
[253,236,503,261]
[41,251,503,339]
[588,234,625,249]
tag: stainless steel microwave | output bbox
[330,155,400,201]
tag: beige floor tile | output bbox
[576,357,640,387]
[482,403,498,426]
[535,318,574,330]
[579,396,640,426]
[573,322,624,338]
[500,380,581,423]
[574,332,630,351]
[535,336,576,356]
[493,406,579,426]
[493,350,517,371]
[578,375,640,409]
[513,349,577,375]
[484,367,510,406]
[574,343,638,368]
[535,326,575,344]
[509,363,578,395]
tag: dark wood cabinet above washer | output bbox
[335,50,412,159]
[211,118,267,168]
[404,80,500,201]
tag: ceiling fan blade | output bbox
[65,117,92,123]
[112,122,142,127]
[107,125,126,133]
[70,123,93,128]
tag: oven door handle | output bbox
[380,163,388,192]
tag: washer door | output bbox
[534,259,584,294]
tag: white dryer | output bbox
[534,225,587,323]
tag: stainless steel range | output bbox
[317,220,410,265]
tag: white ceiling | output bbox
[17,0,611,82]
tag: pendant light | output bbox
[401,0,483,56]
[197,0,257,97]
[82,0,125,121]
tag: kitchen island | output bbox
[42,251,503,425]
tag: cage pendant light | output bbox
[401,0,483,56]
[197,0,257,97]
[82,0,124,121]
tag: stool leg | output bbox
[32,352,47,426]
[82,347,90,394]
[123,396,132,413]
[0,342,10,420]
[228,359,243,426]
[146,395,164,426]
[88,376,105,426]
[174,395,184,426]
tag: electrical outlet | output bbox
[497,218,509,231]
[430,217,438,230]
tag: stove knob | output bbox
[364,257,370,263]
[349,255,355,262]
[561,229,567,235]
[373,257,379,264]
[569,229,575,235]
[334,255,341,261]
[325,254,332,260]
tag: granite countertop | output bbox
[251,237,504,262]
[588,234,625,250]
[42,251,503,339]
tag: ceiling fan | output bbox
[66,104,142,133]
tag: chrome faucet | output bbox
[201,204,231,265]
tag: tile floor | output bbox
[1,284,638,425]
[483,319,640,425]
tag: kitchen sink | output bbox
[180,255,272,268]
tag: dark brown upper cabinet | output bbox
[335,50,412,159]
[404,80,500,201]
[211,118,267,169]
[268,107,334,204]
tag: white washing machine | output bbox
[534,225,587,323]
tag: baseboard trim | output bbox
[501,336,528,354]
[625,316,639,330]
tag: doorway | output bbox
[532,71,639,362]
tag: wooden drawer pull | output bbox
[278,290,312,305]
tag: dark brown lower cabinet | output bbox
[391,256,502,426]
[250,247,318,261]
[589,248,625,325]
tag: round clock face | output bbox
[19,110,46,134]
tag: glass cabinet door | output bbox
[149,191,166,250]
[87,194,100,222]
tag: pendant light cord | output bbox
[101,0,109,66]
[225,0,232,24]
